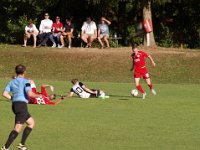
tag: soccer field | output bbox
[0,81,200,150]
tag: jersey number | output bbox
[75,87,83,93]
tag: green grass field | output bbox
[0,45,200,150]
[0,81,200,150]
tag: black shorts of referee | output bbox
[12,101,31,124]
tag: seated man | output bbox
[37,13,53,47]
[59,18,74,48]
[28,80,61,105]
[23,19,39,48]
[62,79,109,99]
[81,17,97,48]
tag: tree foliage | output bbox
[0,0,199,48]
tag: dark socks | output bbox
[21,127,32,145]
[5,130,18,149]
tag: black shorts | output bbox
[12,101,31,124]
[89,90,100,98]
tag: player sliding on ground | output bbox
[130,43,156,99]
[28,79,61,105]
[61,79,109,99]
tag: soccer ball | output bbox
[131,89,138,97]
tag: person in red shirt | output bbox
[28,80,61,105]
[130,43,156,99]
[50,16,63,48]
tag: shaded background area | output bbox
[0,0,199,48]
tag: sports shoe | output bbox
[17,143,27,150]
[52,43,56,48]
[99,95,110,99]
[151,89,156,95]
[68,45,71,49]
[58,45,63,48]
[142,92,147,99]
[1,146,9,150]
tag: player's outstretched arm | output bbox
[42,84,54,91]
[60,92,74,100]
[148,55,156,66]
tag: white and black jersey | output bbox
[71,82,90,98]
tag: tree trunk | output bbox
[143,0,156,47]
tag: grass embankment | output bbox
[0,44,199,84]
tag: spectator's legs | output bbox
[88,36,94,47]
[81,34,88,44]
[41,32,51,46]
[23,33,30,47]
[38,33,45,46]
[50,34,56,45]
[57,33,62,45]
[98,36,104,48]
[33,32,38,48]
[67,34,72,48]
[60,35,65,47]
[103,36,110,48]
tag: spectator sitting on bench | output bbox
[59,18,74,49]
[50,16,63,48]
[97,17,111,49]
[23,19,39,48]
[37,13,53,47]
[81,17,97,48]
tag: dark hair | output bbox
[50,94,56,100]
[71,79,78,84]
[15,64,26,75]
[131,43,138,49]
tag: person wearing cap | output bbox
[37,13,53,47]
[49,16,63,48]
[1,64,42,150]
[22,19,39,48]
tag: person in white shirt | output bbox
[22,19,39,48]
[61,79,109,99]
[37,13,53,47]
[81,17,97,48]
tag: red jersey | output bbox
[29,87,56,105]
[131,50,148,70]
[52,22,63,33]
[131,50,150,79]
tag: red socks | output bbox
[137,85,145,94]
[148,83,153,90]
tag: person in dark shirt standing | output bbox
[1,64,42,150]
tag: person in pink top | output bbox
[50,16,63,48]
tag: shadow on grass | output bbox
[109,94,141,100]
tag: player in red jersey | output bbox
[130,43,156,99]
[28,80,61,105]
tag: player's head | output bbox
[49,94,56,100]
[15,64,26,75]
[71,79,78,85]
[131,43,139,52]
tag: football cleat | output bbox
[142,92,147,99]
[1,146,9,150]
[151,89,157,95]
[17,143,27,150]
